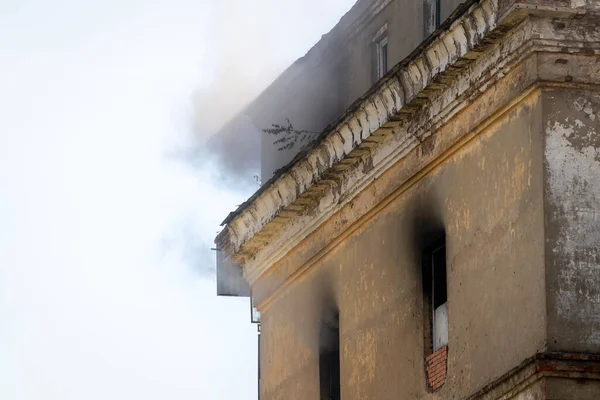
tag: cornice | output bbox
[215,0,600,287]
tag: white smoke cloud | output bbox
[181,0,358,189]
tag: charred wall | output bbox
[258,88,547,400]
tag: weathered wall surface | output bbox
[547,377,600,399]
[440,0,466,22]
[259,90,547,399]
[544,89,600,353]
[510,379,546,400]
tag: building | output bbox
[215,0,600,399]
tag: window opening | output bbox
[375,36,388,80]
[424,0,442,36]
[319,313,340,400]
[422,237,448,391]
[430,243,448,351]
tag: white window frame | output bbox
[376,35,388,80]
[372,24,389,82]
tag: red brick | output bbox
[425,348,448,391]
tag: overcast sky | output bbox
[0,1,355,399]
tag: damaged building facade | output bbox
[215,0,600,399]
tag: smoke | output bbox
[161,1,291,276]
[161,0,358,279]
[175,0,358,190]
[159,213,216,277]
[181,1,289,190]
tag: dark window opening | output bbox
[422,237,448,354]
[319,313,340,400]
[424,0,442,36]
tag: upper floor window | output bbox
[424,0,442,36]
[375,35,388,80]
[372,24,389,83]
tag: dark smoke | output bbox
[186,113,262,191]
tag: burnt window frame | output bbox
[422,236,448,356]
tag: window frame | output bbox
[376,35,388,80]
[372,24,389,83]
[422,237,448,355]
[422,236,449,391]
[429,242,448,352]
[424,0,442,37]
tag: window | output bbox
[375,35,388,81]
[435,0,441,29]
[423,238,448,352]
[319,313,340,400]
[424,0,442,36]
[372,24,389,83]
[422,237,448,390]
[257,324,261,400]
[430,242,447,351]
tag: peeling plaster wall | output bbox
[544,89,600,353]
[512,379,546,400]
[259,91,547,400]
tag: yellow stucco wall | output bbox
[258,85,548,399]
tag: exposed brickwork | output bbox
[426,346,448,391]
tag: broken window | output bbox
[319,313,340,400]
[422,238,448,353]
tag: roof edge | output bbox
[221,0,484,228]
